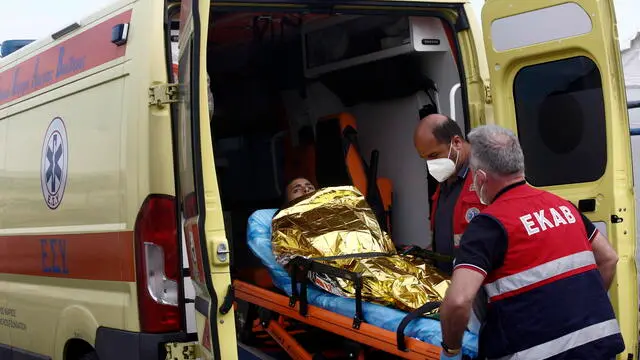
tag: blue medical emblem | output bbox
[41,117,68,210]
[465,207,480,223]
[45,131,63,195]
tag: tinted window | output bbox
[513,56,606,187]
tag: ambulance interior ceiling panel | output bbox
[207,12,329,49]
[205,12,448,138]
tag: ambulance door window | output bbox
[512,56,606,187]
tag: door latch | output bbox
[216,243,230,263]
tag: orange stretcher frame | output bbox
[233,280,443,359]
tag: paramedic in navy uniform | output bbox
[414,114,486,274]
[438,125,624,360]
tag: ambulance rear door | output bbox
[174,0,238,358]
[480,1,638,358]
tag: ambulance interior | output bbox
[178,9,472,357]
[202,12,465,257]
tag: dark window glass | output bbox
[513,56,606,187]
[305,16,409,69]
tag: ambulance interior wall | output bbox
[208,25,463,267]
[287,51,463,246]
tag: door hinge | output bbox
[484,83,493,104]
[165,341,198,360]
[149,83,179,107]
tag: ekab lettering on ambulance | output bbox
[520,206,577,236]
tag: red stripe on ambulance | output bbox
[0,9,132,106]
[0,231,135,282]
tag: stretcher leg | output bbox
[234,280,442,359]
[261,316,313,360]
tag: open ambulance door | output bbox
[481,0,638,358]
[174,0,238,358]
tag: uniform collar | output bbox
[492,180,527,201]
[441,161,470,190]
[458,160,470,179]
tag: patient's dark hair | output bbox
[432,116,465,144]
[280,176,313,208]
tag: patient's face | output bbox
[287,178,316,203]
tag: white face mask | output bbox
[426,142,459,183]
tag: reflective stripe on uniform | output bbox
[492,319,620,360]
[484,250,596,299]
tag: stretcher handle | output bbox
[396,301,442,352]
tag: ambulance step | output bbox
[238,343,278,360]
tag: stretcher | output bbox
[233,209,479,359]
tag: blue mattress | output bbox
[246,209,479,358]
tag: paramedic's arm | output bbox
[572,206,618,289]
[591,232,617,289]
[440,269,484,352]
[440,215,507,352]
[577,211,618,289]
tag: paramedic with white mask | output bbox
[438,125,623,360]
[414,114,485,274]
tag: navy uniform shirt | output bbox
[432,161,470,274]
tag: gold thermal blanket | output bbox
[272,186,450,313]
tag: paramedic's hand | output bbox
[440,350,462,360]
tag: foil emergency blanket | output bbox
[271,186,450,313]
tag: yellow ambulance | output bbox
[0,0,636,359]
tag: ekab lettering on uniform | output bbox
[41,238,69,274]
[520,206,577,236]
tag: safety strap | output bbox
[396,301,442,352]
[342,125,388,233]
[288,256,365,329]
[311,252,389,262]
[400,245,455,263]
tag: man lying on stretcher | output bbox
[271,177,452,315]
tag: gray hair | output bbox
[467,125,525,176]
